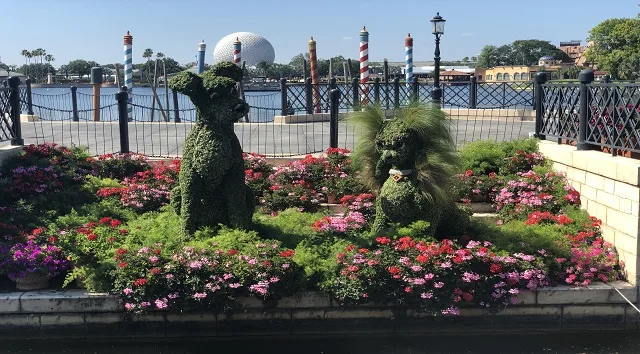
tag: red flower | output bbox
[110,219,122,228]
[48,236,56,243]
[150,267,161,275]
[133,278,147,287]
[388,266,401,275]
[465,170,473,177]
[348,265,359,272]
[279,249,295,258]
[154,249,161,255]
[345,244,356,252]
[358,248,369,254]
[86,222,97,228]
[32,227,45,236]
[227,249,238,256]
[116,248,128,255]
[375,237,391,245]
[404,287,412,293]
[120,229,129,235]
[489,264,502,273]
[87,234,98,241]
[118,262,127,268]
[107,237,116,243]
[99,217,111,225]
[462,293,474,302]
[416,255,429,264]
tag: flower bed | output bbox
[0,142,628,316]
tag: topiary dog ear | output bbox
[200,71,237,98]
[168,71,203,97]
[209,61,243,82]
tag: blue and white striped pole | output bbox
[405,33,413,86]
[197,40,206,74]
[123,31,133,120]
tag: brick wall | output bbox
[539,141,640,286]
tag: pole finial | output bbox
[408,33,411,37]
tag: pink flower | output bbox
[154,298,168,309]
[434,282,444,289]
[421,292,433,299]
[229,283,242,288]
[193,292,207,299]
[123,288,133,295]
[124,303,135,310]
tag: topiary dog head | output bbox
[169,62,249,124]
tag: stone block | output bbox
[20,290,120,313]
[569,180,582,194]
[626,305,640,330]
[591,202,608,224]
[615,157,640,185]
[0,314,40,339]
[397,309,493,333]
[0,293,22,313]
[40,314,85,339]
[165,313,216,338]
[20,114,39,122]
[567,167,586,185]
[580,184,597,201]
[562,305,625,331]
[539,141,573,165]
[614,231,639,255]
[122,312,166,338]
[586,172,605,190]
[276,292,331,308]
[570,150,589,171]
[614,181,640,203]
[633,203,640,217]
[596,190,619,210]
[320,308,397,334]
[537,282,637,305]
[85,313,125,338]
[218,309,291,336]
[606,208,640,237]
[604,178,616,194]
[494,306,561,332]
[620,198,633,215]
[552,162,568,174]
[510,290,536,305]
[601,225,616,245]
[236,296,265,309]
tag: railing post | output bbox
[280,78,288,116]
[25,78,34,115]
[329,89,340,148]
[608,77,618,156]
[305,77,313,114]
[116,87,130,153]
[534,72,548,139]
[172,89,181,123]
[393,77,400,109]
[330,77,337,90]
[502,82,507,107]
[374,77,381,104]
[469,76,477,109]
[351,77,359,110]
[412,77,419,102]
[8,77,23,146]
[576,70,594,151]
[71,86,79,122]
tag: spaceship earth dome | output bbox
[213,32,276,67]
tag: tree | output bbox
[66,59,99,81]
[143,48,153,81]
[462,57,469,63]
[471,56,477,62]
[163,57,184,74]
[0,62,9,71]
[156,52,165,59]
[289,53,309,75]
[256,61,270,76]
[587,17,640,79]
[476,40,572,68]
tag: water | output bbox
[3,333,640,353]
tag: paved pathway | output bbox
[7,116,535,157]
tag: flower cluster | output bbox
[501,150,545,175]
[112,242,303,313]
[454,170,502,203]
[558,236,621,286]
[1,239,69,279]
[95,152,151,180]
[331,237,548,315]
[340,194,375,221]
[494,171,580,219]
[96,160,180,212]
[243,152,274,200]
[312,212,368,235]
[524,211,574,226]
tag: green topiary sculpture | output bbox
[168,62,253,234]
[349,102,469,237]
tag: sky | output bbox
[2,0,638,68]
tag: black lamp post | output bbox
[430,12,446,104]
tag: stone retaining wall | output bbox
[0,285,637,339]
[539,141,640,286]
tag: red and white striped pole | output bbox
[359,26,369,105]
[309,36,321,113]
[233,37,241,66]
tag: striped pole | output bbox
[359,26,369,105]
[405,33,413,86]
[123,31,133,120]
[309,36,321,113]
[197,40,206,74]
[233,37,241,66]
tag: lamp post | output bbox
[430,12,446,104]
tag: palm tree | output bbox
[26,51,34,79]
[21,49,30,77]
[143,48,153,81]
[256,61,270,76]
[156,52,165,59]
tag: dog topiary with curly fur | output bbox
[349,102,469,237]
[168,62,253,234]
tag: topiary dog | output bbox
[349,102,469,237]
[168,62,253,235]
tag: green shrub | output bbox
[459,140,507,175]
[252,208,326,248]
[294,238,350,290]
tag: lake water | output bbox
[28,84,534,123]
[3,332,640,353]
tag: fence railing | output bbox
[0,77,22,145]
[536,71,640,155]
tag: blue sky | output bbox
[2,0,638,67]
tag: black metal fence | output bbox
[536,72,640,155]
[0,78,22,145]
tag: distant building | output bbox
[439,70,472,83]
[402,66,475,79]
[559,41,586,63]
[0,70,27,82]
[475,56,575,82]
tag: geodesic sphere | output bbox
[213,32,276,68]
